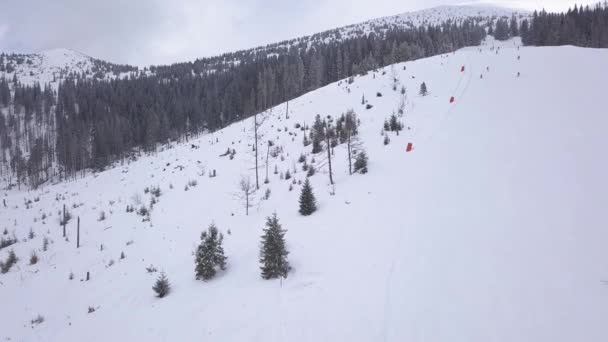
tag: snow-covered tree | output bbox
[195,223,227,281]
[354,150,368,174]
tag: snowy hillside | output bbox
[325,4,528,40]
[1,5,525,86]
[222,4,528,65]
[1,37,608,341]
[0,48,137,88]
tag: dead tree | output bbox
[265,140,274,184]
[344,110,359,175]
[325,120,334,185]
[62,204,66,237]
[235,176,256,216]
[252,110,269,190]
[285,101,289,119]
[254,113,259,189]
[77,216,80,248]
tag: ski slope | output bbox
[1,37,608,341]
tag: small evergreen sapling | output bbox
[298,178,317,216]
[0,249,18,273]
[259,213,290,279]
[153,272,171,298]
[419,82,428,96]
[30,251,39,265]
[194,223,227,281]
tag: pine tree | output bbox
[259,213,290,279]
[510,15,519,37]
[419,82,428,96]
[194,223,227,281]
[494,19,510,40]
[1,249,18,273]
[354,150,368,174]
[311,114,325,154]
[389,114,402,132]
[152,272,171,298]
[298,178,317,216]
[215,232,227,271]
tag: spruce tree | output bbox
[298,178,317,216]
[419,82,428,96]
[354,150,368,174]
[194,223,227,281]
[259,213,290,279]
[494,19,510,40]
[389,114,402,132]
[1,249,18,273]
[215,232,227,271]
[153,272,171,298]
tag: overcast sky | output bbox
[0,0,600,66]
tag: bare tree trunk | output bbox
[62,204,66,237]
[254,113,259,190]
[77,216,80,248]
[265,142,270,183]
[285,101,289,119]
[326,122,334,185]
[239,176,254,216]
[347,132,352,175]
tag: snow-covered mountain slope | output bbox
[327,4,527,40]
[225,4,528,65]
[1,5,526,86]
[0,48,137,87]
[1,37,608,341]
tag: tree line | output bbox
[6,3,607,189]
[521,3,608,47]
[1,19,486,187]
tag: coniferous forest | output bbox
[0,3,607,189]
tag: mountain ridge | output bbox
[0,4,527,87]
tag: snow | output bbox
[1,37,608,341]
[253,5,529,54]
[1,5,526,87]
[0,48,136,88]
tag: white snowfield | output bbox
[1,37,608,341]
